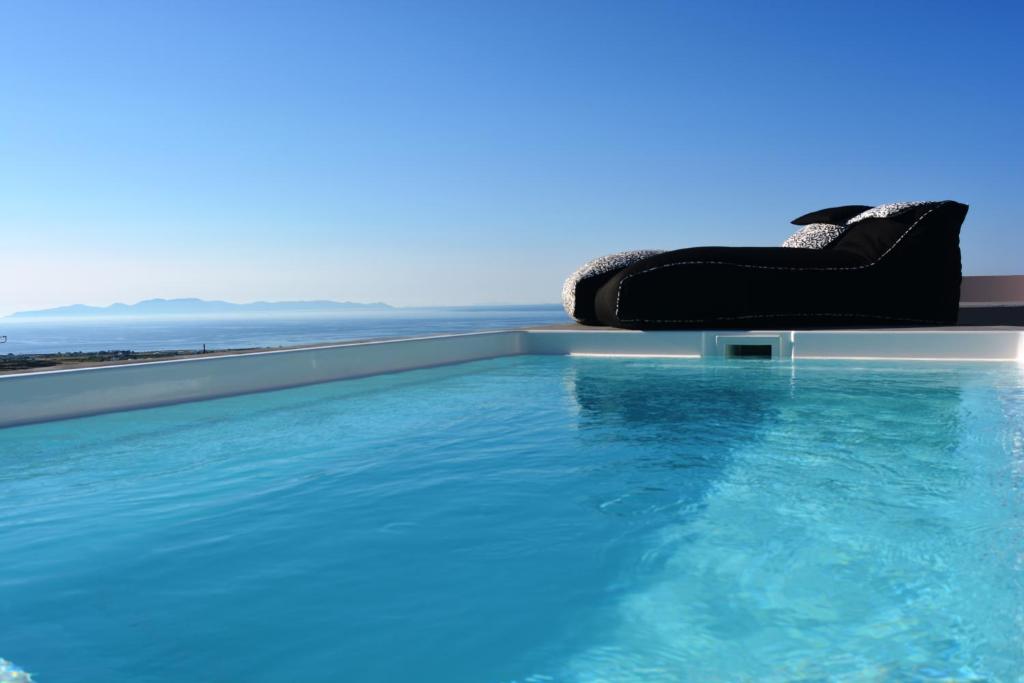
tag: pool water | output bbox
[1,356,1022,681]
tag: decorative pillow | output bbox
[782,222,846,249]
[783,201,941,249]
[845,201,939,225]
[562,250,663,322]
[790,205,872,226]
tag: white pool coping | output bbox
[2,327,1023,428]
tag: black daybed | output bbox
[562,201,969,329]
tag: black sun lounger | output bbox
[563,201,969,330]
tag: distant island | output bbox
[7,298,394,319]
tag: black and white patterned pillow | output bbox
[782,201,940,249]
[782,222,846,249]
[562,250,663,321]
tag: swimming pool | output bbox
[2,355,1022,681]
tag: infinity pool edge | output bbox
[2,327,1022,428]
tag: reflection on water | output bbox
[565,358,788,521]
[559,360,1022,681]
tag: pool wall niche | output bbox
[1,328,1022,428]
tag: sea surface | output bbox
[2,356,1022,681]
[0,305,568,355]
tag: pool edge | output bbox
[2,328,1022,428]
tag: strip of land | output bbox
[0,349,258,375]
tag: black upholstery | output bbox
[588,201,968,329]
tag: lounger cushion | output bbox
[591,200,967,329]
[562,249,663,323]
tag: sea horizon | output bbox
[0,304,569,355]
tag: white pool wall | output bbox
[0,331,523,428]
[525,329,1024,362]
[1,328,1022,428]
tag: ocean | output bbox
[0,305,569,355]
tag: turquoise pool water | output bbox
[2,356,1023,681]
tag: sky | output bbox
[1,0,1023,315]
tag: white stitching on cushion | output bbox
[615,203,946,323]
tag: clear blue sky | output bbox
[1,1,1022,314]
